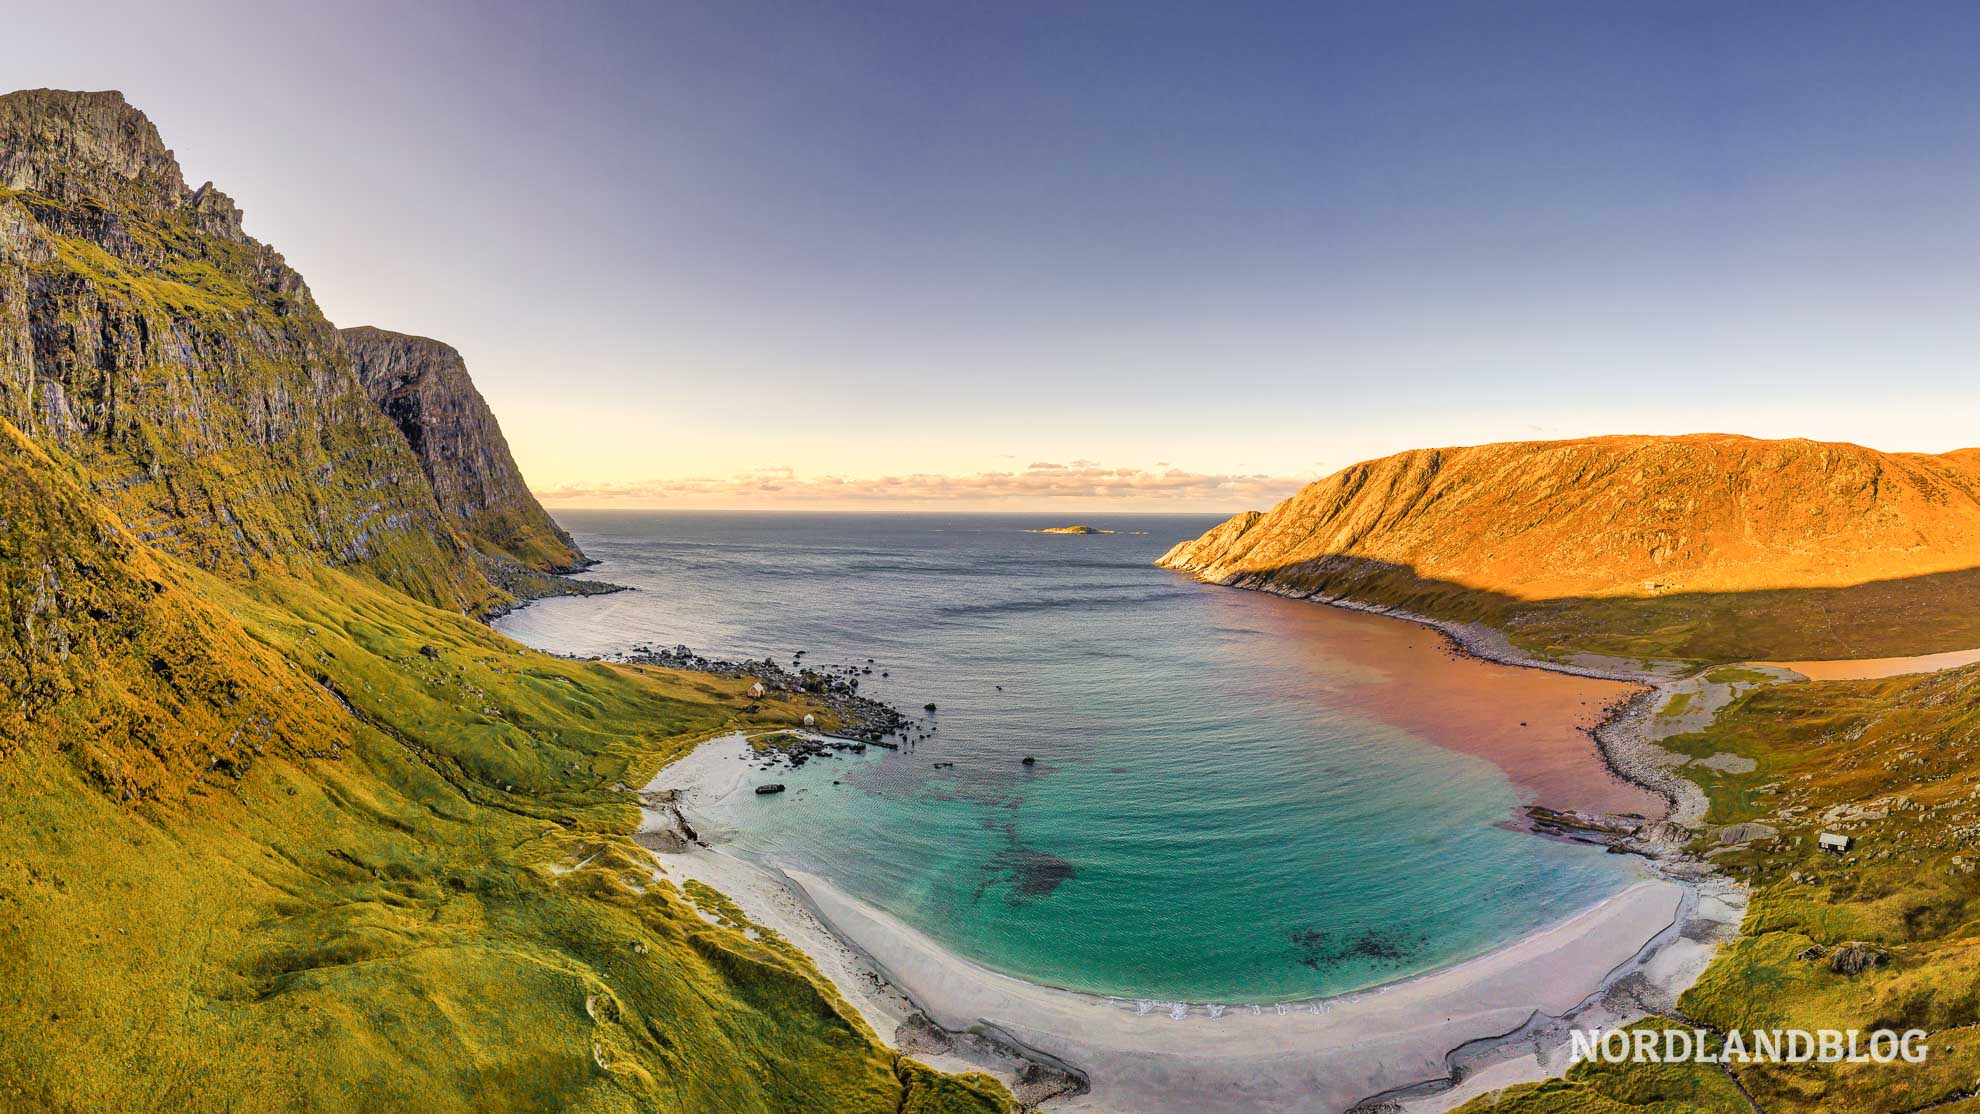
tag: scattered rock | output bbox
[1715,822,1779,845]
[611,645,910,742]
[1822,798,1903,825]
[1828,942,1892,975]
[1632,821,1694,852]
[894,1012,953,1056]
[755,784,787,795]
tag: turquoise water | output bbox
[497,512,1635,1003]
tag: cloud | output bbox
[536,462,1313,509]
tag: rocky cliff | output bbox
[1160,434,1980,661]
[0,89,500,614]
[341,325,584,573]
[0,89,1011,1113]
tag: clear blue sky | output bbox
[9,2,1980,509]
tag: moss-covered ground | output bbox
[1459,665,1980,1113]
[0,427,1010,1113]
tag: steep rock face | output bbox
[0,89,499,614]
[1160,434,1980,601]
[341,325,583,572]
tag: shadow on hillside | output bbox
[1199,554,1980,664]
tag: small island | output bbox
[1026,524,1115,534]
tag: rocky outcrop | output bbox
[0,88,238,234]
[0,89,500,614]
[1158,509,1261,571]
[342,326,584,573]
[1827,942,1892,975]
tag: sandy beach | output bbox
[640,734,1741,1112]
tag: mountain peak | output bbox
[0,89,192,210]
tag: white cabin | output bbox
[1818,831,1852,854]
[802,713,816,727]
[748,682,766,698]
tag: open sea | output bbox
[496,511,1640,1003]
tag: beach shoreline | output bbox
[1208,580,1714,832]
[638,729,1744,1112]
[566,541,1754,1111]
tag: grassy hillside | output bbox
[0,420,1010,1112]
[0,88,1010,1111]
[1160,434,1980,662]
[1458,664,1980,1113]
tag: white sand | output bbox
[641,735,1708,1112]
[791,868,1680,1113]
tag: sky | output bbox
[9,1,1980,510]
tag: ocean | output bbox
[496,511,1643,1003]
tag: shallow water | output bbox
[499,511,1642,1002]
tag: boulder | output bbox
[1715,822,1779,845]
[1828,942,1892,975]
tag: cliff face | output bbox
[0,90,1012,1113]
[341,325,583,572]
[1160,434,1980,661]
[0,89,500,614]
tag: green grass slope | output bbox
[1459,665,1980,1113]
[0,420,1009,1113]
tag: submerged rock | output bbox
[1009,850,1075,897]
[755,784,787,795]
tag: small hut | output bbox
[802,713,816,728]
[748,681,766,698]
[1818,831,1852,854]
